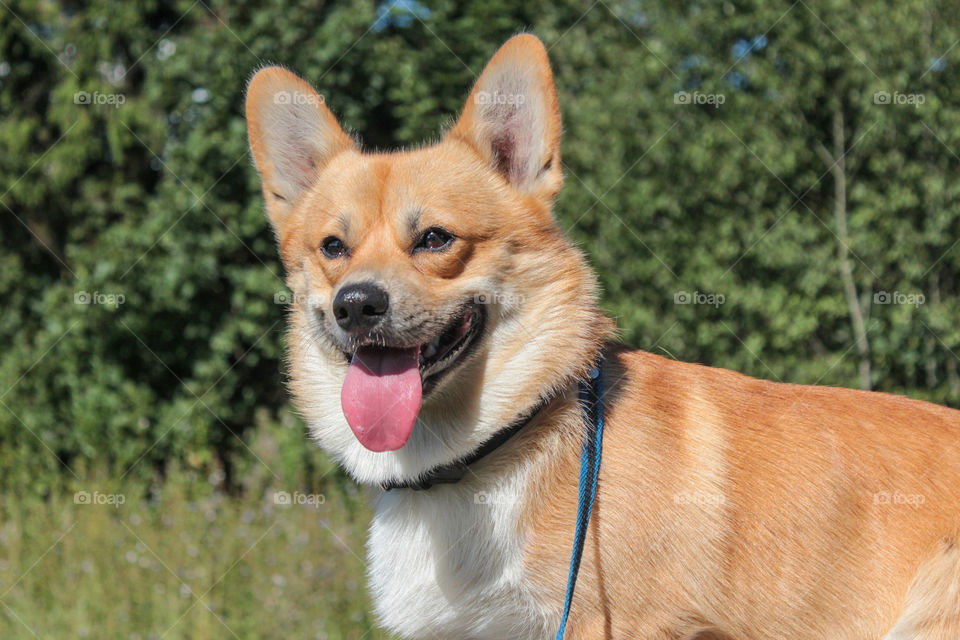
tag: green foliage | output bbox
[3,0,960,493]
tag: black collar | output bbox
[379,392,557,491]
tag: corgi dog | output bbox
[246,34,960,640]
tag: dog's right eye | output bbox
[320,236,349,259]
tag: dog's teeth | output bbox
[423,342,438,359]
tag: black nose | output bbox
[333,282,389,333]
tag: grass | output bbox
[0,415,392,639]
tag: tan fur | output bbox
[246,35,960,640]
[524,348,960,639]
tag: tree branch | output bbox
[820,106,871,389]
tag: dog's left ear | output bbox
[449,34,562,202]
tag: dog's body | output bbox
[246,35,960,640]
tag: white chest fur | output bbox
[367,471,555,640]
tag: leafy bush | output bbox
[3,0,960,492]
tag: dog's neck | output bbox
[379,388,559,491]
[380,338,608,492]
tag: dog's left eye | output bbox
[320,236,349,259]
[414,227,455,252]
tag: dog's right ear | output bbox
[245,67,355,233]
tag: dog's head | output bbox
[246,35,612,484]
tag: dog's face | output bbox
[246,35,610,484]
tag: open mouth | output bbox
[338,305,485,452]
[419,304,485,389]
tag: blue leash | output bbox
[555,362,605,640]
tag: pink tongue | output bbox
[341,346,423,452]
